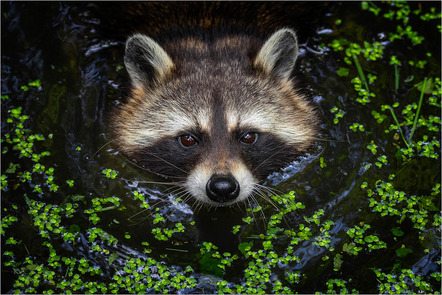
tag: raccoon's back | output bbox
[92,2,330,41]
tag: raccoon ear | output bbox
[254,28,299,80]
[124,33,174,86]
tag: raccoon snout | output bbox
[206,174,240,203]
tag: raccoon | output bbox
[111,18,318,207]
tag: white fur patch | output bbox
[254,28,299,80]
[225,99,313,147]
[185,161,258,206]
[125,34,175,86]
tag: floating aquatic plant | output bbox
[1,1,440,294]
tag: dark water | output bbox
[1,2,441,294]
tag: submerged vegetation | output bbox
[1,1,441,294]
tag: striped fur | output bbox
[112,27,318,206]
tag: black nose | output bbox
[206,174,240,203]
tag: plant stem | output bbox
[165,248,189,252]
[95,205,117,212]
[352,53,370,91]
[408,77,427,144]
[394,64,399,92]
[388,106,409,148]
[23,243,30,255]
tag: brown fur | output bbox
[110,4,319,206]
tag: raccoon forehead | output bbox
[142,104,212,137]
[165,106,212,135]
[224,92,316,147]
[115,111,210,153]
[113,92,212,152]
[119,66,315,148]
[169,78,314,146]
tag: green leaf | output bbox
[5,163,20,174]
[68,224,80,234]
[28,79,41,88]
[337,67,350,77]
[404,75,414,83]
[415,77,433,94]
[238,241,253,255]
[396,247,413,258]
[364,236,375,243]
[108,253,119,265]
[391,227,404,237]
[342,242,356,253]
[199,252,223,278]
[69,194,85,203]
[333,254,343,271]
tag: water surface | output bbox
[1,2,440,293]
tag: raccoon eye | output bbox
[178,134,198,147]
[240,132,258,145]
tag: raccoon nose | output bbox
[206,174,240,203]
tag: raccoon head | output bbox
[112,28,317,207]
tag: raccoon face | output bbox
[112,28,318,206]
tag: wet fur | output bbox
[111,12,318,206]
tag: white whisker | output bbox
[253,186,280,211]
[127,208,149,220]
[91,139,118,160]
[143,151,189,175]
[116,151,187,180]
[252,145,291,173]
[254,183,283,196]
[138,180,184,186]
